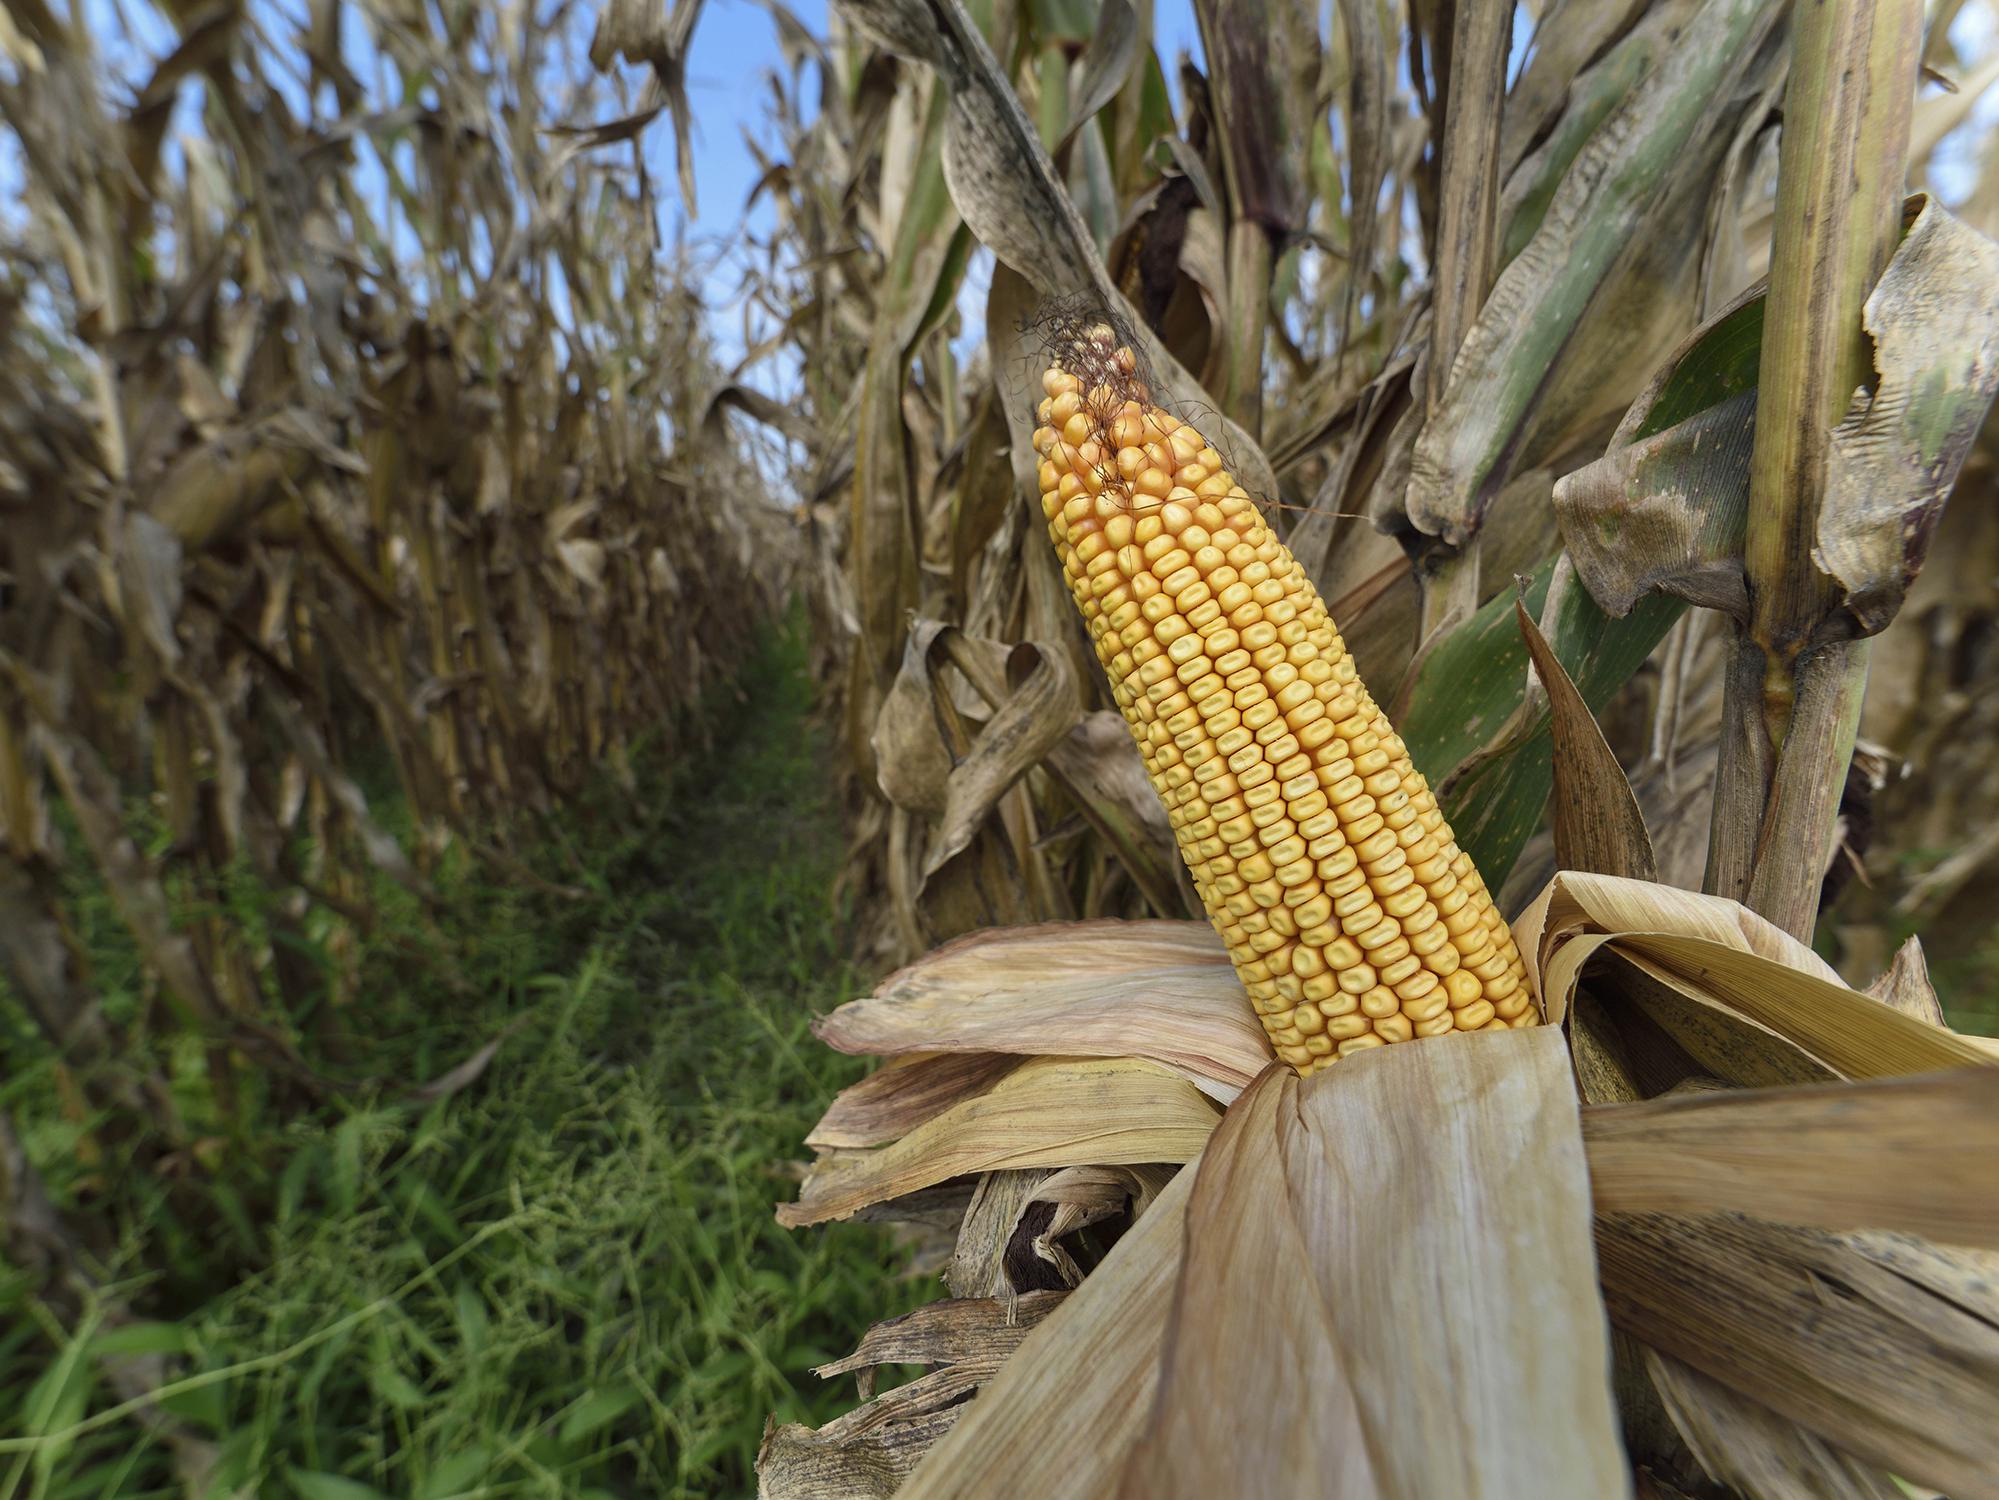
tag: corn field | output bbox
[0,2,795,1097]
[0,1,793,1486]
[731,0,1999,1002]
[751,0,1999,1494]
[6,0,1999,1493]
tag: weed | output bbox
[0,610,920,1498]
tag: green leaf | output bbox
[297,1324,356,1415]
[158,1373,229,1431]
[1552,278,1772,623]
[1407,0,1785,546]
[1817,196,1999,635]
[331,1114,366,1217]
[1029,0,1097,40]
[394,1177,463,1243]
[1633,295,1765,440]
[1500,22,1658,264]
[1400,567,1683,891]
[453,1284,489,1355]
[208,1178,264,1259]
[1403,195,1809,893]
[278,1141,320,1223]
[369,1362,426,1411]
[20,1343,93,1444]
[558,1384,643,1446]
[415,1444,495,1499]
[86,1321,191,1359]
[286,1467,396,1500]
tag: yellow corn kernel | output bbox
[1030,328,1534,1073]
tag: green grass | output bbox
[0,612,921,1498]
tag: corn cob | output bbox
[1031,327,1533,1074]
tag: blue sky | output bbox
[0,0,1207,464]
[543,0,1998,380]
[679,0,1204,238]
[676,0,1205,381]
[10,0,1996,394]
[679,0,828,247]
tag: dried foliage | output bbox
[734,0,1999,989]
[0,1,786,1158]
[760,0,1999,1493]
[771,881,1999,1497]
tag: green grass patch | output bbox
[0,611,920,1498]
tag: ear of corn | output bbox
[1031,326,1533,1074]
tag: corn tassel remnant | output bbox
[1031,328,1533,1074]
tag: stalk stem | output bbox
[1411,0,1511,645]
[1706,0,1921,938]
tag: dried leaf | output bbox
[1193,0,1318,235]
[403,1016,532,1103]
[1336,0,1389,334]
[1122,1029,1628,1499]
[922,643,1076,879]
[1818,194,1999,636]
[949,1163,1173,1299]
[812,919,1270,1100]
[1645,1352,1910,1500]
[1042,710,1182,916]
[1031,1162,1171,1230]
[848,83,966,786]
[1545,254,1767,617]
[1608,933,1987,1081]
[1558,197,1999,644]
[872,0,1279,498]
[814,1291,1065,1385]
[1519,876,1991,1088]
[1404,0,1784,549]
[808,1054,1023,1150]
[1499,0,1656,180]
[873,620,959,819]
[869,621,1082,900]
[948,1168,1062,1301]
[758,1407,962,1500]
[585,0,705,212]
[805,1294,1067,1447]
[266,694,428,898]
[1865,935,1947,1028]
[111,512,184,668]
[1422,0,1511,459]
[899,1155,1196,1499]
[1191,0,1322,427]
[1518,868,1836,989]
[1582,1069,1999,1247]
[1516,596,1657,881]
[23,707,229,1034]
[1056,0,1137,157]
[1555,383,1759,618]
[777,1057,1219,1227]
[1597,1212,1999,1497]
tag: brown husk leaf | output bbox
[898,1158,1197,1499]
[1119,1028,1627,1498]
[815,919,1271,1100]
[777,1057,1220,1227]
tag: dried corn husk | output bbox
[816,920,1267,1100]
[778,1057,1220,1228]
[773,868,1999,1494]
[1119,1028,1626,1499]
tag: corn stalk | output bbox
[1709,0,1922,939]
[0,0,785,1152]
